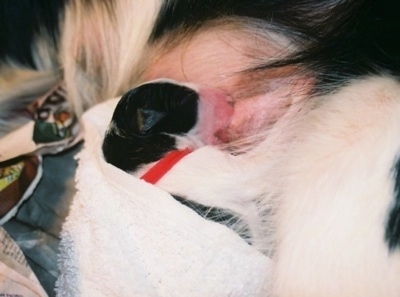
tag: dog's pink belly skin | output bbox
[197,88,234,145]
[144,28,311,145]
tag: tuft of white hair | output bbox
[60,0,163,115]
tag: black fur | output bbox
[173,195,251,243]
[386,158,400,251]
[102,82,198,172]
[153,0,400,91]
[2,0,399,80]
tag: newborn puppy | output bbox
[102,81,199,172]
[103,80,252,242]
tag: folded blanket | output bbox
[56,99,271,297]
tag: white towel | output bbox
[56,99,271,297]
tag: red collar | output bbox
[140,148,193,184]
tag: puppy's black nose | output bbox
[102,81,199,172]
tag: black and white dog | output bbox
[2,0,400,296]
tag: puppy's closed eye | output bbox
[134,108,166,136]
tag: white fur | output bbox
[155,76,400,296]
[271,76,400,297]
[61,0,163,114]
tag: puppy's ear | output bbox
[136,108,166,135]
